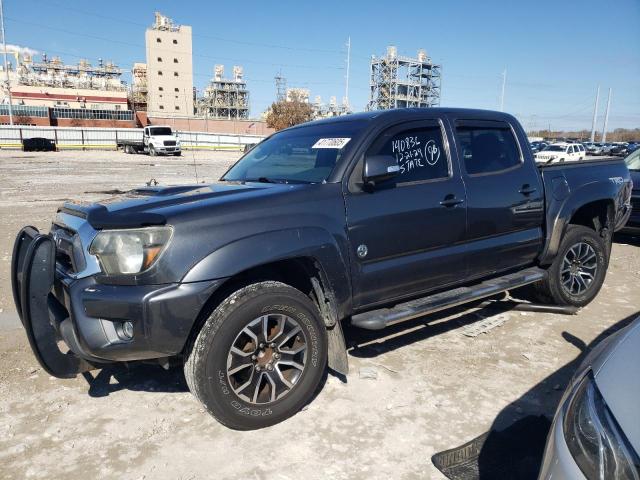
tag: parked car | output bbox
[587,142,605,155]
[11,108,632,430]
[621,148,640,235]
[117,125,182,156]
[531,141,549,153]
[22,137,56,152]
[539,316,640,479]
[535,143,585,163]
[610,143,631,157]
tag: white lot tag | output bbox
[312,138,351,149]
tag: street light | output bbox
[0,0,13,125]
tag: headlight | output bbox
[563,373,640,479]
[89,226,173,275]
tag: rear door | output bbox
[344,119,468,308]
[452,118,544,279]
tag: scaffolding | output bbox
[16,53,126,91]
[367,46,441,111]
[197,65,249,119]
[312,95,351,119]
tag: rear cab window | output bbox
[455,121,522,175]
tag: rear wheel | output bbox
[184,281,327,430]
[523,225,608,307]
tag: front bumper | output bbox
[12,226,223,377]
[620,196,640,234]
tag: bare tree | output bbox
[265,91,313,131]
[14,113,33,125]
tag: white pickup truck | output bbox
[534,142,585,164]
[117,126,182,156]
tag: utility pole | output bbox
[499,68,507,112]
[344,36,351,110]
[0,0,13,125]
[602,88,612,143]
[590,86,600,142]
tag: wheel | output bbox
[173,151,182,156]
[523,225,608,307]
[149,145,157,156]
[184,281,328,430]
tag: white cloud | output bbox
[4,44,39,56]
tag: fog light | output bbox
[121,321,134,339]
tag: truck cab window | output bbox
[456,126,521,175]
[369,126,449,184]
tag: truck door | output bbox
[452,118,544,278]
[344,120,468,308]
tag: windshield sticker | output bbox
[312,138,351,149]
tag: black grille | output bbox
[163,140,176,146]
[51,225,82,274]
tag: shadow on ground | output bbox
[431,310,639,480]
[83,362,188,397]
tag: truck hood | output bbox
[60,182,284,229]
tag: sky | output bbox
[4,0,640,131]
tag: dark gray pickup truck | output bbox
[12,108,633,430]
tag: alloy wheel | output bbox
[560,242,598,296]
[226,314,307,405]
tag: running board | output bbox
[351,267,547,330]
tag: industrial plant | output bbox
[367,46,442,110]
[197,65,250,120]
[0,12,443,131]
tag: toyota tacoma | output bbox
[12,108,633,430]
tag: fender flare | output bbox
[539,180,617,264]
[182,227,352,375]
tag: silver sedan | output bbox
[539,317,640,479]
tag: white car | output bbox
[535,143,585,164]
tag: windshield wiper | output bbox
[244,177,286,184]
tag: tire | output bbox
[184,281,328,430]
[524,225,608,307]
[149,145,157,157]
[174,151,182,156]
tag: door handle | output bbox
[519,185,537,195]
[439,196,465,208]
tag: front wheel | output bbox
[524,225,608,307]
[184,281,328,430]
[149,145,157,156]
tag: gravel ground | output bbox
[1,150,639,479]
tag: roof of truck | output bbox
[288,107,517,131]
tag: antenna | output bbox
[601,88,612,143]
[590,86,600,142]
[499,68,507,112]
[344,36,351,109]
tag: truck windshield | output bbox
[223,121,365,184]
[625,149,640,170]
[149,127,173,136]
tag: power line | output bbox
[28,0,345,55]
[5,17,345,71]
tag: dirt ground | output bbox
[1,150,639,479]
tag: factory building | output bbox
[0,53,134,126]
[145,12,194,117]
[367,46,441,111]
[197,64,249,119]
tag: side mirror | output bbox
[363,155,400,187]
